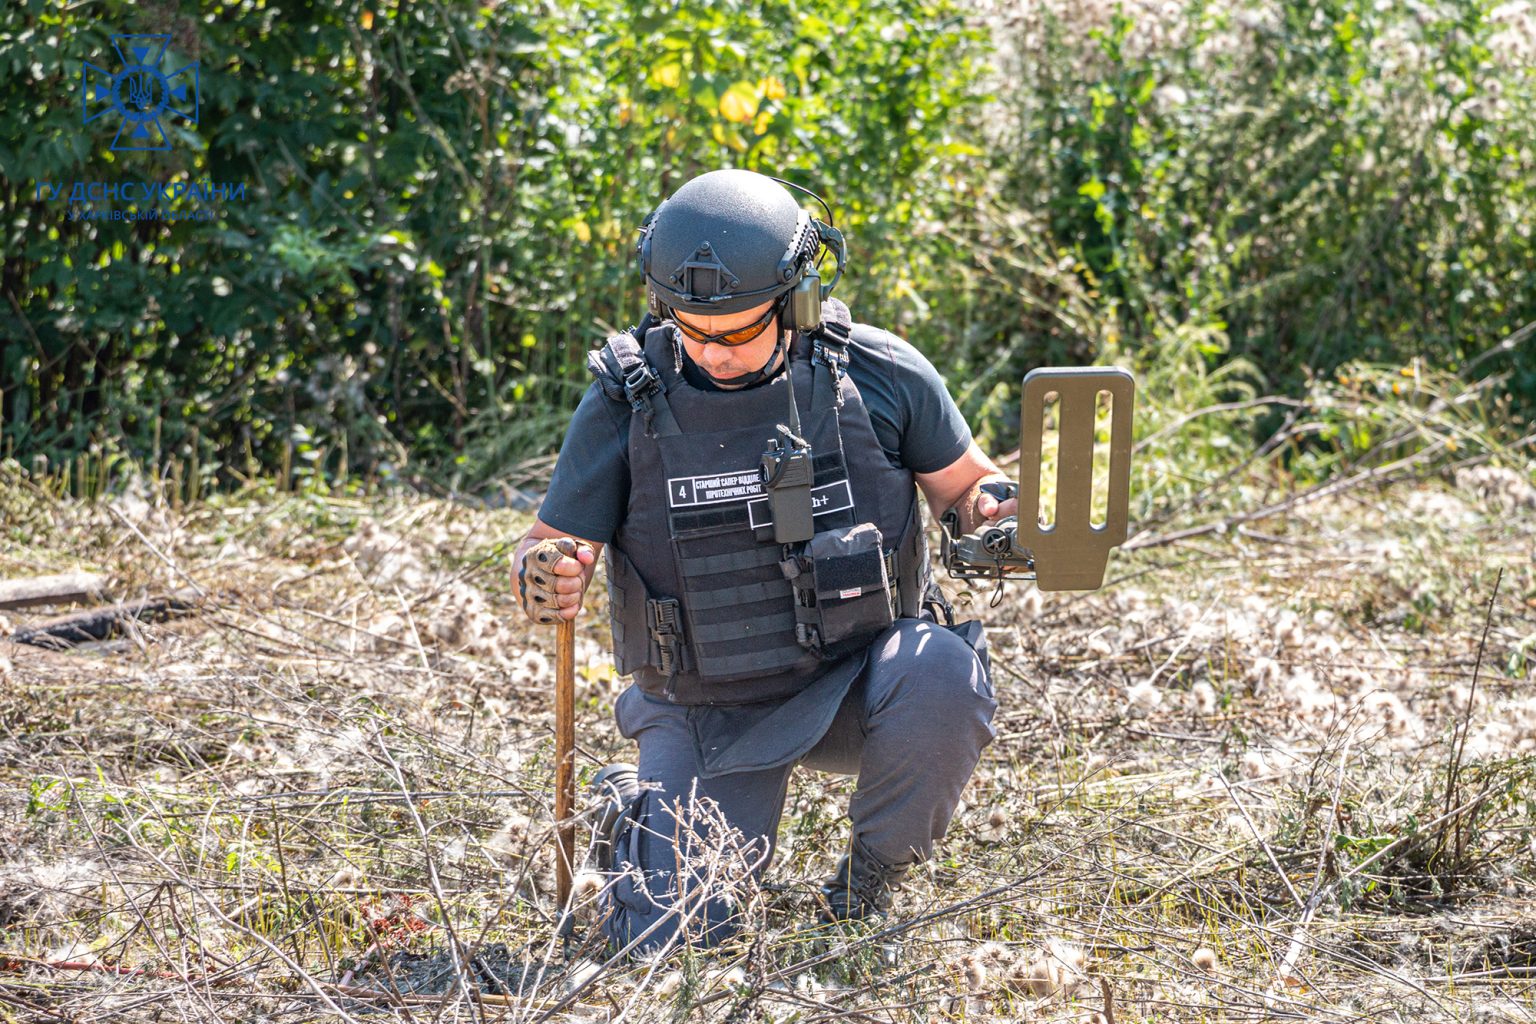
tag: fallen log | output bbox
[0,572,106,610]
[8,587,202,649]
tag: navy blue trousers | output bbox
[599,617,997,953]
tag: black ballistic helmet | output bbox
[638,169,822,318]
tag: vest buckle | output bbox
[812,319,851,376]
[622,363,662,409]
[646,598,683,677]
[795,621,822,654]
[812,339,848,376]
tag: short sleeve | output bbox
[537,382,631,544]
[846,326,973,474]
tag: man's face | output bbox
[673,300,781,387]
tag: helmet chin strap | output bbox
[694,329,789,389]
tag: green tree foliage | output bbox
[0,0,984,492]
[2,0,1530,496]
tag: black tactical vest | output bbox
[588,299,929,706]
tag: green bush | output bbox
[0,0,984,493]
[955,0,1536,451]
[3,0,1530,499]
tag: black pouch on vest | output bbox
[787,523,896,660]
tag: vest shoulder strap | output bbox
[586,327,647,403]
[586,325,680,436]
[810,297,853,377]
[808,297,853,414]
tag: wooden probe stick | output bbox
[554,618,576,908]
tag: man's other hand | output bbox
[976,481,1018,524]
[914,443,1017,535]
[517,536,597,624]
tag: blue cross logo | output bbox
[82,34,199,151]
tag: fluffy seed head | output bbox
[327,864,362,889]
[1008,940,1087,997]
[1273,609,1305,648]
[1191,680,1218,715]
[712,965,748,989]
[979,805,1010,843]
[962,954,988,993]
[1126,680,1163,715]
[1246,655,1282,694]
[571,871,604,901]
[513,649,551,683]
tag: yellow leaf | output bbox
[361,10,374,29]
[572,220,592,244]
[650,62,681,89]
[760,75,787,100]
[753,110,772,135]
[711,122,749,152]
[719,82,758,124]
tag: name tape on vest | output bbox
[747,479,854,530]
[668,468,764,509]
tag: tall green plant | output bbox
[969,0,1536,438]
[0,0,987,493]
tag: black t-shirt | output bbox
[539,323,973,544]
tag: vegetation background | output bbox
[3,0,1531,503]
[1,2,1535,1021]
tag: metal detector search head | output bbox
[940,366,1135,592]
[1017,366,1134,590]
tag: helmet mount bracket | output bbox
[670,241,741,301]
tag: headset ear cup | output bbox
[785,220,828,330]
[792,268,822,330]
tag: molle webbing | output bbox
[597,298,928,705]
[678,547,782,576]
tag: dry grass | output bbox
[0,457,1533,1022]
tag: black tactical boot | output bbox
[816,840,912,924]
[587,763,639,873]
